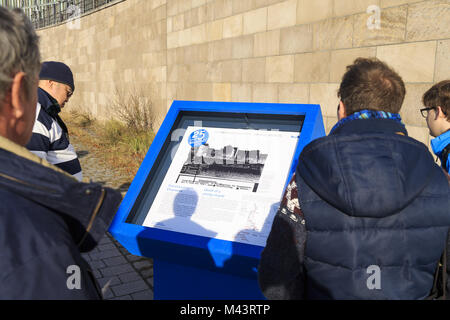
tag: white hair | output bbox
[0,7,41,103]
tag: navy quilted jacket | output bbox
[0,139,122,299]
[259,118,450,300]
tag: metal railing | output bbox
[1,0,122,29]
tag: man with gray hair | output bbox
[0,7,122,299]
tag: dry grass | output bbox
[110,86,157,132]
[67,109,95,128]
[62,88,158,179]
[63,107,156,179]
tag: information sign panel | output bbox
[142,125,299,247]
[109,101,325,299]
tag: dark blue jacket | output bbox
[259,119,450,300]
[0,139,122,299]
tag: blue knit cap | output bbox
[39,61,75,92]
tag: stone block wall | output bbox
[37,0,168,121]
[37,0,450,147]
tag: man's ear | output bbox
[338,101,347,120]
[436,106,447,119]
[10,72,27,119]
[38,79,52,90]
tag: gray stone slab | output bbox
[88,259,106,269]
[118,271,142,283]
[99,235,113,245]
[131,290,154,300]
[99,263,134,277]
[93,269,103,279]
[111,280,150,297]
[98,243,117,252]
[118,247,130,255]
[102,288,115,299]
[140,268,154,278]
[97,276,121,289]
[89,249,122,261]
[133,260,153,270]
[89,247,100,254]
[125,254,145,262]
[103,255,128,267]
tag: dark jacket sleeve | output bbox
[0,243,102,300]
[257,175,307,300]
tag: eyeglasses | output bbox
[66,88,73,99]
[420,107,435,118]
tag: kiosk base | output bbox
[153,260,266,300]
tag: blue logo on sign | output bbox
[188,129,209,147]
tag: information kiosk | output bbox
[109,101,325,299]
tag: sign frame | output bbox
[108,100,325,299]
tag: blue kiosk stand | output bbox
[108,101,325,299]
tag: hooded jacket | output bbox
[0,136,122,299]
[259,118,450,300]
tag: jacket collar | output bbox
[329,118,408,136]
[38,87,61,118]
[38,87,69,134]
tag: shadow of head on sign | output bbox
[136,188,218,270]
[136,188,279,278]
[134,188,277,299]
[165,188,218,238]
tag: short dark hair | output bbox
[422,80,450,121]
[338,58,406,116]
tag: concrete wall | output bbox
[37,0,450,147]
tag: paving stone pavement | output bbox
[71,134,154,300]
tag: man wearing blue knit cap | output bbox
[26,61,83,181]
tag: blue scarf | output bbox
[330,109,405,134]
[431,130,450,172]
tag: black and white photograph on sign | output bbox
[142,126,300,247]
[176,144,268,192]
